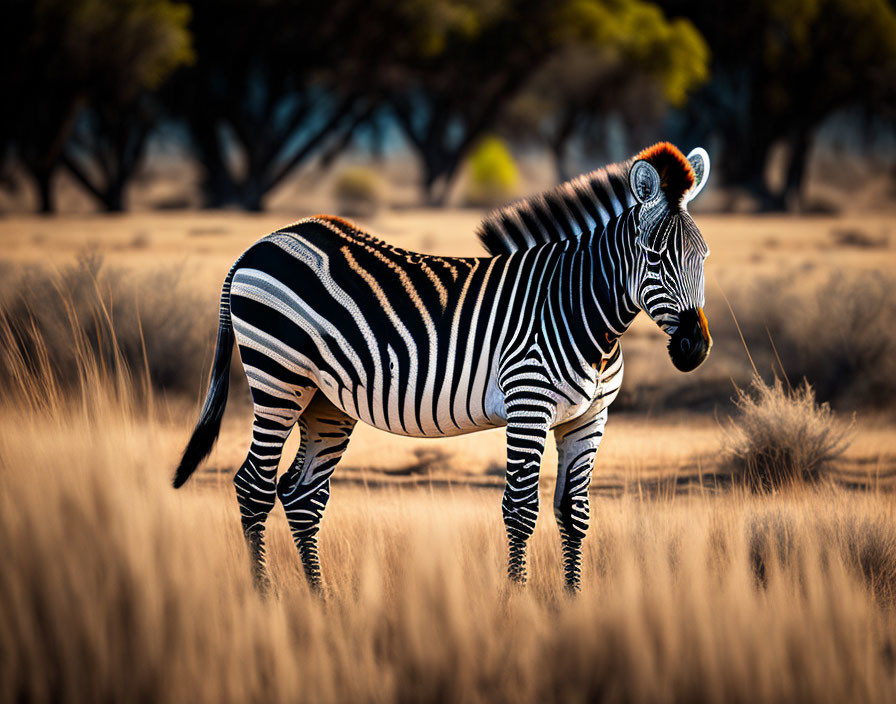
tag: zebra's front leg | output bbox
[277,396,356,592]
[502,407,553,584]
[553,406,606,592]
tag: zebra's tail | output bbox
[173,264,239,488]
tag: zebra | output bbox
[173,141,712,593]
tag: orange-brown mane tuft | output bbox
[637,142,695,207]
[312,214,357,229]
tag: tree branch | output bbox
[263,94,361,193]
[60,151,106,204]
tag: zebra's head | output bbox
[627,143,712,372]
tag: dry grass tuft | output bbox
[0,252,215,400]
[725,376,852,491]
[747,502,896,605]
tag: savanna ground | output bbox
[2,206,896,703]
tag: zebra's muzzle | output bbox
[668,307,712,372]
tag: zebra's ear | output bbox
[629,160,661,204]
[683,147,710,205]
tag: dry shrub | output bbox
[620,270,896,412]
[756,272,896,407]
[725,376,851,491]
[333,167,383,217]
[0,252,214,399]
[829,226,889,249]
[720,271,896,408]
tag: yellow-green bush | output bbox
[464,136,519,207]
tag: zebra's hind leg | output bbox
[234,388,313,592]
[277,394,356,592]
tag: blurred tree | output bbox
[167,0,392,211]
[61,1,192,212]
[503,2,708,181]
[379,0,706,204]
[61,98,161,212]
[659,0,896,210]
[0,0,192,213]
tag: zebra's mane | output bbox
[476,159,635,257]
[476,142,696,257]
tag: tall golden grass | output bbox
[1,296,895,703]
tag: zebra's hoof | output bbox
[507,569,528,585]
[306,577,326,595]
[563,580,581,596]
[252,572,272,597]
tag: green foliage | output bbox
[381,0,710,204]
[554,0,709,106]
[755,0,896,109]
[33,0,193,96]
[464,136,519,207]
[398,0,496,57]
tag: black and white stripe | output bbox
[175,144,712,592]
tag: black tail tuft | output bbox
[173,269,237,488]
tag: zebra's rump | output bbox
[228,217,511,437]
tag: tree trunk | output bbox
[549,107,578,183]
[103,178,125,212]
[36,169,55,214]
[421,149,449,207]
[423,155,465,207]
[780,130,812,212]
[551,140,570,183]
[422,175,443,207]
[720,128,783,211]
[240,179,265,212]
[189,117,240,208]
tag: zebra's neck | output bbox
[543,208,641,366]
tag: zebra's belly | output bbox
[313,373,508,438]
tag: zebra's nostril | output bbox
[680,338,691,353]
